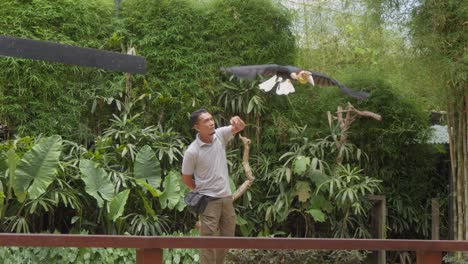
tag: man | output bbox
[181,109,245,264]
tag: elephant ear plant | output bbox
[0,135,63,233]
[14,135,63,202]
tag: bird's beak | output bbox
[290,72,298,80]
[297,71,310,84]
[307,75,315,86]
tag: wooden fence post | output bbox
[369,195,386,264]
[136,248,163,264]
[432,198,440,240]
[416,251,442,264]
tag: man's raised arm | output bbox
[230,116,245,135]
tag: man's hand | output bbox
[182,174,196,190]
[230,116,245,135]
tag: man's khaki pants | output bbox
[200,196,236,264]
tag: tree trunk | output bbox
[329,103,381,164]
[464,87,468,240]
[448,103,458,239]
[447,84,468,242]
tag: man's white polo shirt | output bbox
[182,126,233,198]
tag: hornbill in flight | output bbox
[221,64,369,99]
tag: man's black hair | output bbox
[190,109,208,127]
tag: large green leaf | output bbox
[79,159,114,208]
[176,181,189,212]
[108,189,130,222]
[310,169,328,186]
[307,208,326,223]
[135,179,162,198]
[0,155,7,178]
[134,145,161,189]
[159,171,181,210]
[0,181,4,218]
[229,177,236,194]
[293,156,310,175]
[310,193,333,213]
[6,150,19,200]
[294,181,311,203]
[137,189,156,217]
[14,135,63,201]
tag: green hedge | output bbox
[0,247,135,264]
[120,0,296,132]
[0,0,116,141]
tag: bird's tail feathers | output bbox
[339,84,370,99]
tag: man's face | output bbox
[194,112,215,136]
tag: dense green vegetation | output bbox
[0,0,461,262]
[0,0,116,142]
[410,0,466,261]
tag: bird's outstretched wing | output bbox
[221,64,300,79]
[309,70,369,99]
[221,64,369,99]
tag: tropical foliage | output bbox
[0,0,116,142]
[0,0,458,263]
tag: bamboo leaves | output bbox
[317,164,381,213]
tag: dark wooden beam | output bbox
[0,35,146,74]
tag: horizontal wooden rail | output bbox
[0,234,467,263]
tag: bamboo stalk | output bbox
[462,105,468,240]
[457,110,464,240]
[461,93,468,240]
[256,114,260,149]
[447,98,458,239]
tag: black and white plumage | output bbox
[221,64,369,99]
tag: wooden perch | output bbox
[336,102,382,121]
[232,134,255,201]
[328,102,382,164]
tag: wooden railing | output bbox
[0,234,468,264]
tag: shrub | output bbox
[0,0,116,141]
[226,249,368,264]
